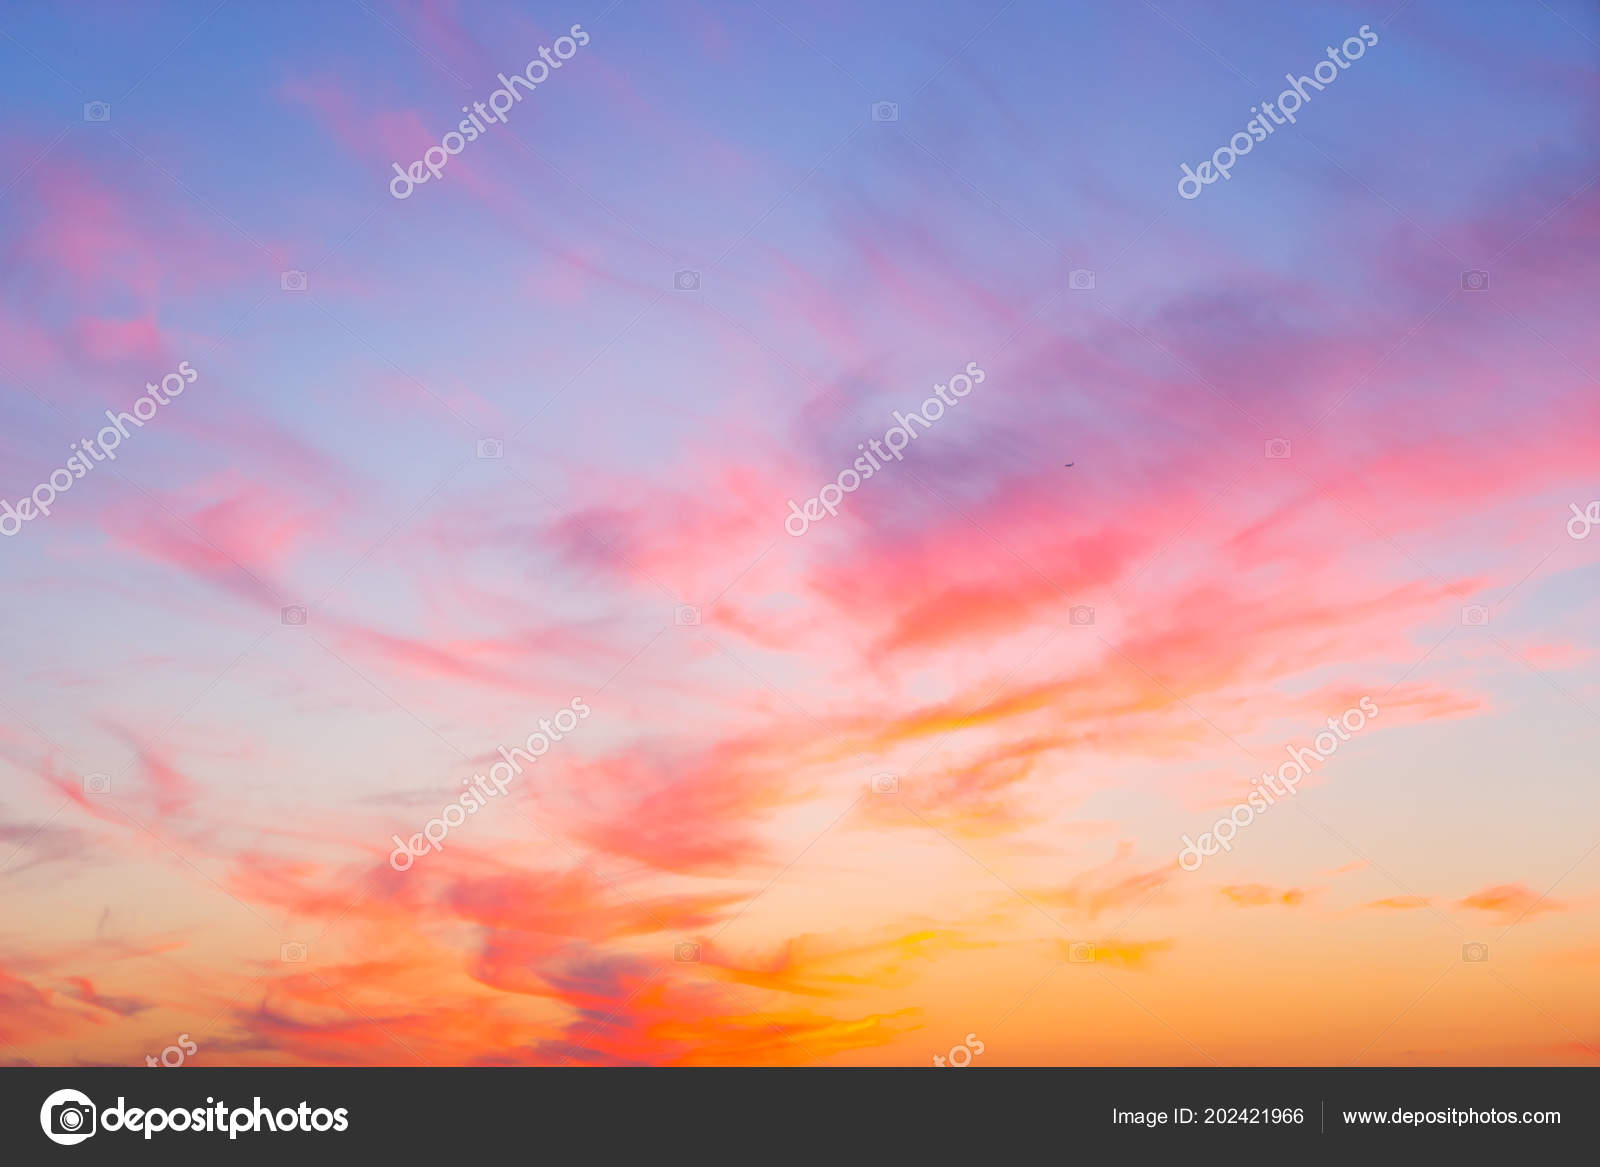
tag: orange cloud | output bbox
[1058,940,1172,969]
[1220,884,1310,907]
[1037,842,1172,921]
[1456,883,1565,921]
[697,928,969,998]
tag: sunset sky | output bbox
[2,0,1598,1067]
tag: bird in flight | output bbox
[1064,462,1074,467]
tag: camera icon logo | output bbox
[872,101,899,122]
[40,1088,97,1145]
[83,101,111,123]
[1068,268,1096,291]
[281,605,307,626]
[675,605,701,627]
[674,942,701,962]
[1461,270,1489,292]
[1069,604,1095,626]
[871,773,899,794]
[476,437,504,460]
[1264,438,1292,459]
[1462,942,1489,962]
[280,270,308,292]
[1069,942,1096,963]
[1460,605,1489,627]
[280,941,308,963]
[83,772,111,795]
[674,270,701,291]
